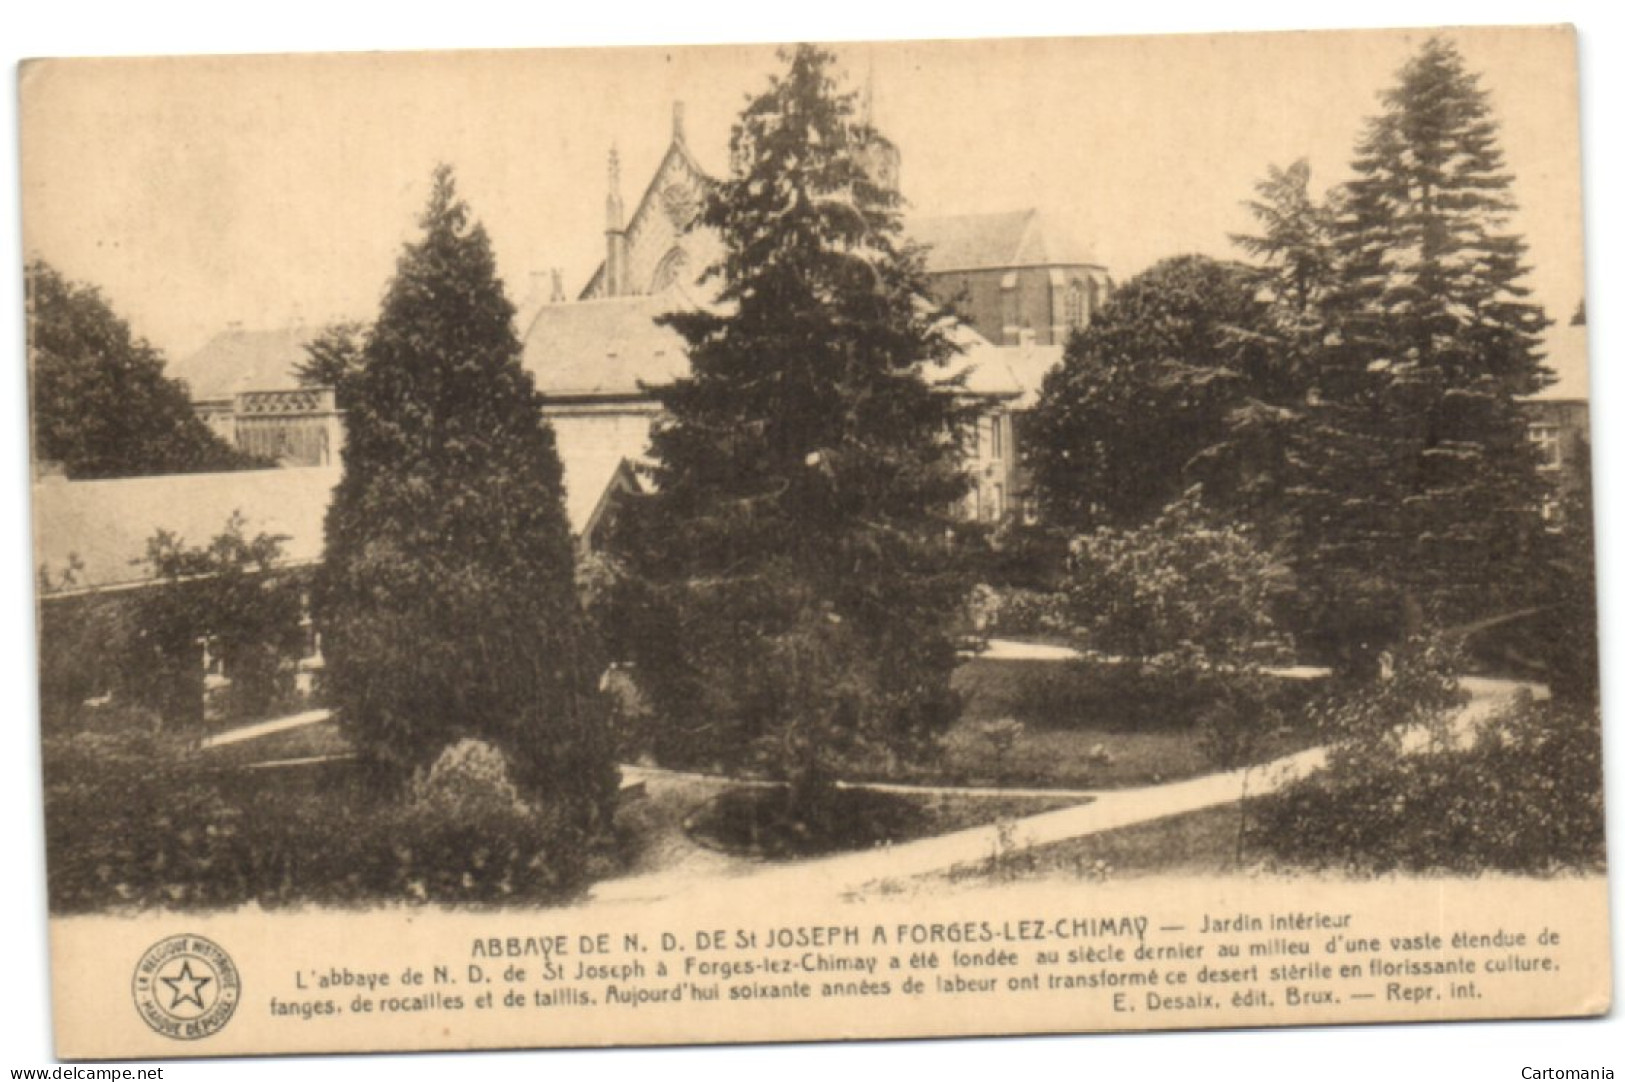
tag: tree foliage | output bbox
[1230,159,1337,322]
[1026,255,1291,532]
[610,45,975,815]
[134,514,306,724]
[27,259,261,479]
[294,320,368,407]
[1061,488,1296,769]
[1063,489,1294,667]
[1285,38,1553,663]
[1250,641,1604,874]
[315,166,615,825]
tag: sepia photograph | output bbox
[4,4,1622,1078]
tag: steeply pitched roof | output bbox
[170,326,318,401]
[908,209,1099,273]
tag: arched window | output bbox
[650,247,689,293]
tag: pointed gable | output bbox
[581,122,718,300]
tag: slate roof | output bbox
[520,287,698,398]
[907,209,1099,273]
[170,326,319,401]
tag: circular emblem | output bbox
[132,934,241,1040]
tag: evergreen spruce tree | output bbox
[611,45,973,820]
[316,166,615,826]
[1287,38,1552,667]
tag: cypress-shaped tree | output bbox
[316,166,615,825]
[1288,37,1553,666]
[611,45,974,818]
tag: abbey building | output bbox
[168,100,1110,535]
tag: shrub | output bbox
[37,593,137,730]
[965,585,1070,640]
[408,739,527,818]
[1248,641,1604,874]
[42,726,249,910]
[129,515,307,727]
[1060,489,1296,768]
[42,727,592,912]
[1062,489,1294,666]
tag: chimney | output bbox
[550,268,566,304]
[605,145,627,297]
[672,100,686,145]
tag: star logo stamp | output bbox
[132,934,241,1040]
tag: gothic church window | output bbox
[651,247,689,292]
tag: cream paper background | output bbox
[5,6,1624,1080]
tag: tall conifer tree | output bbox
[317,166,614,824]
[611,45,974,817]
[1288,37,1552,664]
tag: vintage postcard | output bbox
[17,24,1609,1063]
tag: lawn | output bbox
[929,803,1251,887]
[913,655,1323,790]
[196,654,1324,794]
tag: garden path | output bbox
[194,646,1537,906]
[587,669,1536,906]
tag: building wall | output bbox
[545,401,659,469]
[193,388,345,468]
[923,265,1110,346]
[962,408,1017,523]
[1525,398,1592,511]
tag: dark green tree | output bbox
[293,320,368,406]
[27,260,262,479]
[1230,159,1336,321]
[315,166,615,826]
[610,45,974,820]
[1025,255,1291,532]
[1530,432,1597,704]
[1287,37,1553,667]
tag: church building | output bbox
[521,102,1098,525]
[165,100,1107,532]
